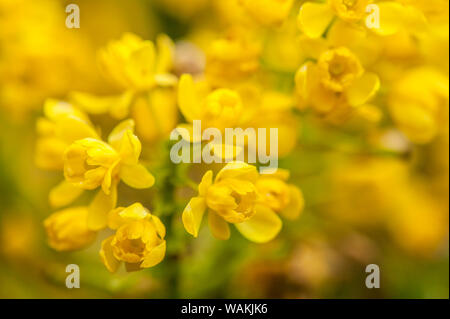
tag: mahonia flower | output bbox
[238,0,294,26]
[237,83,299,157]
[388,67,449,144]
[44,207,96,251]
[100,203,166,273]
[298,0,427,38]
[177,74,244,138]
[255,169,304,220]
[70,33,178,140]
[35,99,100,208]
[178,76,298,157]
[295,46,380,116]
[206,29,261,86]
[63,119,155,230]
[182,162,282,243]
[99,32,176,91]
[35,99,98,171]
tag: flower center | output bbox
[343,0,357,9]
[318,48,363,92]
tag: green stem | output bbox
[157,141,180,298]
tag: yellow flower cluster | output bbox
[36,31,304,273]
[182,162,303,242]
[29,0,448,275]
[70,33,178,143]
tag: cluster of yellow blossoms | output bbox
[35,31,304,273]
[32,0,448,273]
[182,163,303,242]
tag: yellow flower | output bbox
[64,119,154,193]
[388,67,449,144]
[130,88,179,143]
[295,47,380,116]
[255,169,304,220]
[260,17,306,73]
[70,33,179,143]
[389,185,448,257]
[70,33,176,117]
[177,74,244,138]
[206,29,261,86]
[98,32,176,91]
[63,119,155,230]
[182,162,282,243]
[329,0,369,22]
[100,203,166,273]
[35,99,98,171]
[237,83,299,157]
[44,207,96,251]
[298,0,427,38]
[238,0,294,26]
[35,99,100,209]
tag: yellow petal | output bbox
[35,137,67,170]
[235,204,282,243]
[49,180,84,208]
[107,207,126,230]
[100,236,120,273]
[44,99,88,122]
[119,202,149,220]
[182,197,206,237]
[208,212,230,240]
[55,116,99,143]
[101,159,120,195]
[297,35,329,60]
[76,138,117,166]
[280,185,304,220]
[401,6,427,35]
[199,170,213,197]
[120,163,155,189]
[88,186,117,231]
[215,161,259,183]
[151,215,166,239]
[70,91,133,119]
[107,119,135,148]
[178,74,201,122]
[327,19,367,47]
[132,89,178,142]
[118,130,142,165]
[155,34,174,73]
[373,2,404,36]
[126,42,157,88]
[140,240,166,268]
[295,61,320,104]
[297,2,335,38]
[346,72,380,106]
[70,92,110,114]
